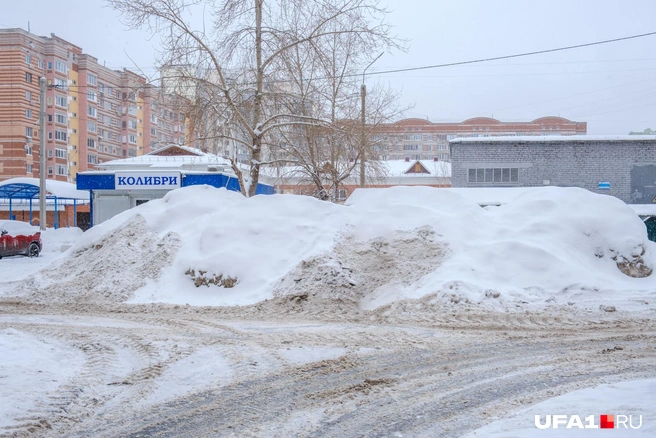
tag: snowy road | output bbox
[1,302,654,437]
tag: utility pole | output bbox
[39,77,46,231]
[359,53,383,188]
[359,83,366,188]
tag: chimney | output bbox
[405,157,409,162]
[434,157,438,162]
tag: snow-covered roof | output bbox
[450,135,656,143]
[150,144,206,156]
[260,160,451,179]
[384,160,451,177]
[0,178,90,200]
[97,154,231,170]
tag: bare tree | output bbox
[108,0,402,197]
[265,24,407,201]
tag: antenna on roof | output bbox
[28,21,30,33]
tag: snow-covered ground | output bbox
[465,379,656,437]
[0,328,84,429]
[0,185,654,437]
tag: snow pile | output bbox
[14,185,656,311]
[274,226,447,311]
[353,186,656,309]
[23,216,181,305]
[41,227,84,253]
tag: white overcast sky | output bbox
[2,0,655,134]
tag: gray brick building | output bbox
[449,135,656,204]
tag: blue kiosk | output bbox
[75,146,274,227]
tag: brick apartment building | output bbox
[372,116,587,162]
[0,28,187,183]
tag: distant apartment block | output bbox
[372,117,587,162]
[0,28,188,183]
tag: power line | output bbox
[488,76,656,113]
[41,30,656,92]
[358,30,656,79]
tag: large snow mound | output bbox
[16,185,656,310]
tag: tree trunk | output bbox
[249,137,262,197]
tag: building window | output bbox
[47,61,53,70]
[55,113,67,124]
[26,91,32,101]
[25,53,31,64]
[128,134,137,144]
[88,106,97,118]
[55,130,67,141]
[26,127,33,138]
[38,59,44,69]
[56,165,67,176]
[87,73,97,86]
[88,138,96,149]
[467,167,519,184]
[55,148,67,159]
[88,121,97,132]
[87,91,97,102]
[26,163,33,173]
[54,78,67,90]
[87,154,97,164]
[129,120,137,129]
[336,189,348,201]
[55,95,67,107]
[26,109,32,119]
[128,105,136,115]
[48,166,53,175]
[403,144,419,151]
[55,61,67,73]
[25,72,32,83]
[25,145,32,155]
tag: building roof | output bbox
[97,152,231,170]
[0,178,90,200]
[149,144,207,156]
[384,160,451,177]
[450,135,656,143]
